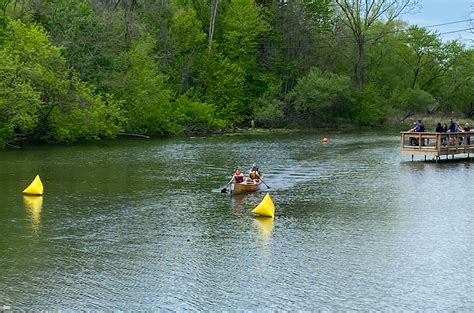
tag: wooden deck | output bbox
[400,131,474,161]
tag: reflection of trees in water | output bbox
[23,196,43,234]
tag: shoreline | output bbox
[3,116,474,149]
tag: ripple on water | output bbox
[0,133,472,310]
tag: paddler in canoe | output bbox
[221,164,268,194]
[247,163,261,183]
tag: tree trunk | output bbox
[355,40,365,89]
[123,0,137,44]
[208,0,219,53]
[412,68,419,89]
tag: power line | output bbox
[284,27,473,50]
[420,19,473,29]
[326,19,474,42]
[438,28,473,35]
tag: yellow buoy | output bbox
[22,175,44,195]
[251,193,275,218]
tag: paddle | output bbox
[259,178,271,189]
[220,178,234,193]
[254,173,270,189]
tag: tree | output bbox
[0,19,122,145]
[194,52,246,124]
[288,68,352,125]
[397,26,464,101]
[221,0,268,74]
[438,49,474,114]
[169,7,207,95]
[111,35,176,134]
[390,87,437,120]
[335,0,418,89]
[273,0,334,94]
[352,84,386,125]
[364,20,410,94]
[0,0,10,45]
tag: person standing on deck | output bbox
[418,120,425,132]
[436,123,443,132]
[436,122,447,145]
[443,123,448,132]
[448,119,461,146]
[408,121,421,146]
[463,123,471,145]
[417,119,426,145]
[448,119,460,132]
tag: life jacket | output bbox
[234,175,244,183]
[249,171,260,179]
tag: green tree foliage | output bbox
[334,0,419,89]
[390,87,438,118]
[288,68,352,124]
[0,0,9,45]
[168,7,207,95]
[438,49,474,114]
[221,0,268,73]
[253,76,285,127]
[47,0,125,85]
[111,36,176,134]
[352,85,386,125]
[0,19,121,146]
[194,51,246,124]
[173,95,225,133]
[1,0,473,147]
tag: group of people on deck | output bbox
[408,118,471,146]
[232,163,261,184]
[409,118,470,133]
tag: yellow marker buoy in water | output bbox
[251,193,275,218]
[22,175,44,195]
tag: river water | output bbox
[0,132,472,310]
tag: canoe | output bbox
[230,180,262,194]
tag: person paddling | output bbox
[232,168,244,184]
[248,163,261,182]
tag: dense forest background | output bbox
[0,0,473,146]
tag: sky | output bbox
[402,0,473,46]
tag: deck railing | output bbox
[400,131,474,158]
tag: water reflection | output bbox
[231,194,246,214]
[230,192,262,214]
[253,216,274,241]
[252,216,274,266]
[23,195,43,234]
[1,133,472,310]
